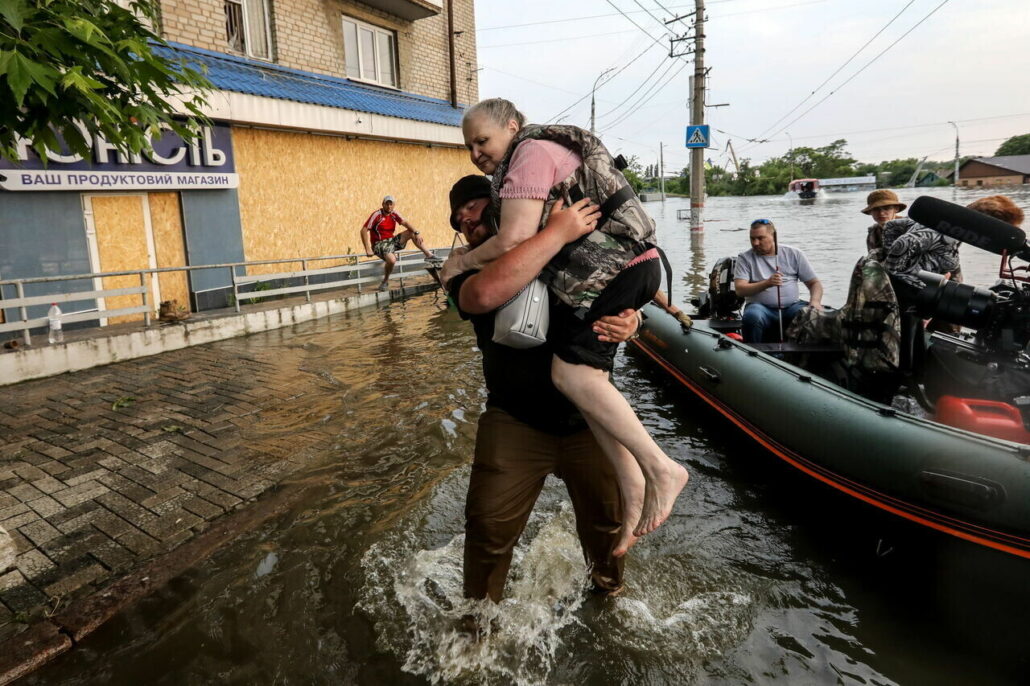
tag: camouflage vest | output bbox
[490,124,657,307]
[838,253,901,373]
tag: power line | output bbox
[601,58,682,127]
[750,0,917,142]
[712,0,829,20]
[741,0,954,153]
[544,40,663,123]
[630,0,674,32]
[725,112,1030,151]
[766,0,954,139]
[479,28,636,49]
[482,66,599,98]
[604,0,674,52]
[597,53,675,119]
[601,59,692,132]
[476,1,739,32]
[652,0,693,30]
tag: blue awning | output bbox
[156,42,464,128]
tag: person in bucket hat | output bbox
[862,190,907,252]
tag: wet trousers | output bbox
[463,407,624,602]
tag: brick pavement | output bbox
[0,340,338,644]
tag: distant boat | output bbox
[788,178,820,200]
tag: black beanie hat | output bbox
[449,175,492,231]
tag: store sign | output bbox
[0,123,239,191]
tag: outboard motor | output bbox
[691,256,743,319]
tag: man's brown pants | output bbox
[464,407,624,601]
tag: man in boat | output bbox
[733,219,823,343]
[360,195,436,291]
[445,174,641,602]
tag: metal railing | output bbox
[0,249,446,347]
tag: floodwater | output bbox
[28,187,1030,685]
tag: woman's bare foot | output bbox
[633,461,690,537]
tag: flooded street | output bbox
[27,188,1030,685]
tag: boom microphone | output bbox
[909,196,1030,258]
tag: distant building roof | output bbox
[156,42,464,127]
[961,154,1030,176]
[819,176,876,186]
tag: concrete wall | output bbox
[159,0,479,105]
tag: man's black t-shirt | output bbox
[450,270,586,436]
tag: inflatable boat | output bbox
[631,306,1030,559]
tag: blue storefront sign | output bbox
[0,123,239,191]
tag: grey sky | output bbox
[474,0,1030,176]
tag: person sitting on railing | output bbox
[360,195,436,291]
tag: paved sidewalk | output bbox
[0,337,339,647]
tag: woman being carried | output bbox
[444,98,689,556]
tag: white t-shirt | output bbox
[733,244,817,308]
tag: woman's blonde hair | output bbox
[463,98,526,129]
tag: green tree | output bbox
[996,134,1030,156]
[0,0,211,161]
[620,154,645,193]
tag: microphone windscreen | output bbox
[909,196,1027,256]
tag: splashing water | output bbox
[358,502,592,686]
[357,467,763,686]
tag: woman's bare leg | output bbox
[579,414,642,557]
[552,356,689,537]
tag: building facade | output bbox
[0,0,478,324]
[955,155,1030,187]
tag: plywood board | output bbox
[149,192,191,312]
[232,128,477,274]
[91,195,149,324]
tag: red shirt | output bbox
[364,209,405,242]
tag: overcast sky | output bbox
[473,0,1030,175]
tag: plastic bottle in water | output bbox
[47,303,64,344]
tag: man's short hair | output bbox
[750,218,776,233]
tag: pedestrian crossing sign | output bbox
[685,125,710,148]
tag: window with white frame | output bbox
[342,17,397,88]
[224,0,272,60]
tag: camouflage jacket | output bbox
[866,223,883,252]
[490,124,656,307]
[840,254,901,373]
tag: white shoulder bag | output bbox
[492,277,549,349]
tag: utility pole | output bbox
[659,142,665,201]
[786,131,795,180]
[689,0,705,235]
[726,139,740,176]
[948,121,961,187]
